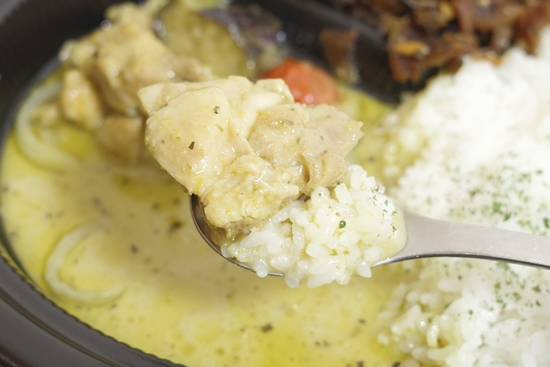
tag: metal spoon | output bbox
[190,195,284,276]
[190,194,550,276]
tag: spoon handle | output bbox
[375,210,550,269]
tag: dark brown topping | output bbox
[319,28,360,82]
[323,0,550,82]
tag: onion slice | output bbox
[44,222,124,305]
[15,82,78,170]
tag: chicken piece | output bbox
[96,115,144,164]
[139,76,291,196]
[60,3,212,117]
[201,154,301,233]
[59,69,104,130]
[247,103,362,194]
[139,76,363,235]
[105,0,168,29]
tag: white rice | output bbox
[376,27,550,367]
[221,164,404,288]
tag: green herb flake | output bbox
[339,220,347,229]
[496,262,510,271]
[533,285,542,293]
[469,188,481,198]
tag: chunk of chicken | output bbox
[105,0,169,29]
[59,69,104,130]
[96,115,144,164]
[139,77,363,235]
[56,0,213,164]
[248,103,363,193]
[61,22,211,116]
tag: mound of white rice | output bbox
[376,27,550,367]
[221,164,405,288]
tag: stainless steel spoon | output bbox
[190,194,550,276]
[190,195,284,276]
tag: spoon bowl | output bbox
[190,194,550,276]
[190,194,284,276]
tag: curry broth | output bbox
[0,86,404,366]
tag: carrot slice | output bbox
[262,57,339,105]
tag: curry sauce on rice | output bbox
[3,0,550,366]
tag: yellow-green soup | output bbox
[1,78,406,366]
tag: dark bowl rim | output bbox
[0,0,411,366]
[0,0,182,365]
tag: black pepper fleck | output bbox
[261,323,273,332]
[168,220,183,233]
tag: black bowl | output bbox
[0,2,184,366]
[0,1,407,365]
